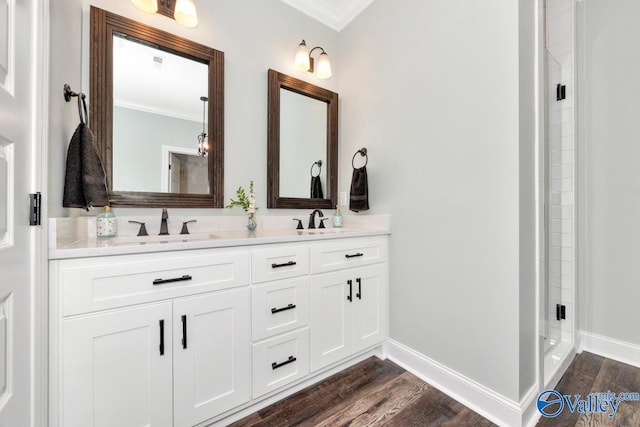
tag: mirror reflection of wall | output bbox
[112,34,208,194]
[279,88,327,199]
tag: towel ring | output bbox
[351,147,368,169]
[64,84,89,124]
[310,160,322,177]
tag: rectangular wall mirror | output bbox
[267,69,338,209]
[90,7,224,207]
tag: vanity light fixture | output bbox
[294,40,332,79]
[131,0,198,28]
[197,96,208,157]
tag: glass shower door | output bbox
[544,50,562,353]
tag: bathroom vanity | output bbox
[48,218,389,427]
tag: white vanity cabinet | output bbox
[50,248,251,427]
[50,230,389,426]
[309,238,387,372]
[250,245,311,398]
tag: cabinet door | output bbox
[173,288,251,427]
[310,271,352,372]
[62,302,173,427]
[351,264,386,352]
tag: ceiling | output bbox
[279,0,375,31]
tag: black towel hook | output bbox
[351,147,368,169]
[64,84,88,125]
[310,160,322,177]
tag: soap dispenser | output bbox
[96,206,117,238]
[332,205,343,228]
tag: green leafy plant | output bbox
[226,180,257,215]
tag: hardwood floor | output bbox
[231,352,640,427]
[230,357,493,427]
[537,352,640,427]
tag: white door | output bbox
[62,303,174,427]
[0,0,41,425]
[173,289,251,427]
[351,264,386,352]
[310,271,352,372]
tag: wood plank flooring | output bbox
[230,357,493,427]
[537,352,640,427]
[231,352,640,427]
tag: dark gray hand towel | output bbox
[349,166,369,212]
[310,175,324,199]
[63,122,109,210]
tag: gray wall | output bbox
[577,0,640,347]
[338,0,535,401]
[48,0,339,217]
[518,0,537,398]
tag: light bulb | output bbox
[174,0,198,28]
[315,52,332,79]
[131,0,158,13]
[294,40,311,72]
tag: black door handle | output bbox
[271,261,297,269]
[271,303,297,314]
[181,315,187,349]
[345,252,364,259]
[153,274,193,285]
[356,277,362,300]
[272,356,297,370]
[159,319,165,356]
[347,280,352,302]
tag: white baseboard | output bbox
[386,339,530,427]
[578,330,640,369]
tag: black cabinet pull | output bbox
[345,252,364,259]
[271,261,297,269]
[271,303,296,314]
[159,319,165,356]
[356,277,362,300]
[347,280,353,302]
[272,355,297,370]
[181,315,187,349]
[153,274,193,285]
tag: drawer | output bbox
[310,237,387,274]
[251,245,309,284]
[252,328,309,398]
[251,277,309,341]
[57,248,249,316]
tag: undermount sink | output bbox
[97,233,219,246]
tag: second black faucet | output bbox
[308,209,324,229]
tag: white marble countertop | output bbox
[49,215,391,260]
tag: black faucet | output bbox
[308,209,324,229]
[159,208,169,235]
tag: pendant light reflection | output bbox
[130,0,198,28]
[294,39,332,79]
[198,96,208,157]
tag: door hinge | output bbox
[556,84,566,101]
[29,192,42,226]
[556,304,566,321]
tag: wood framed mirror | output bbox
[267,69,338,209]
[90,7,224,207]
